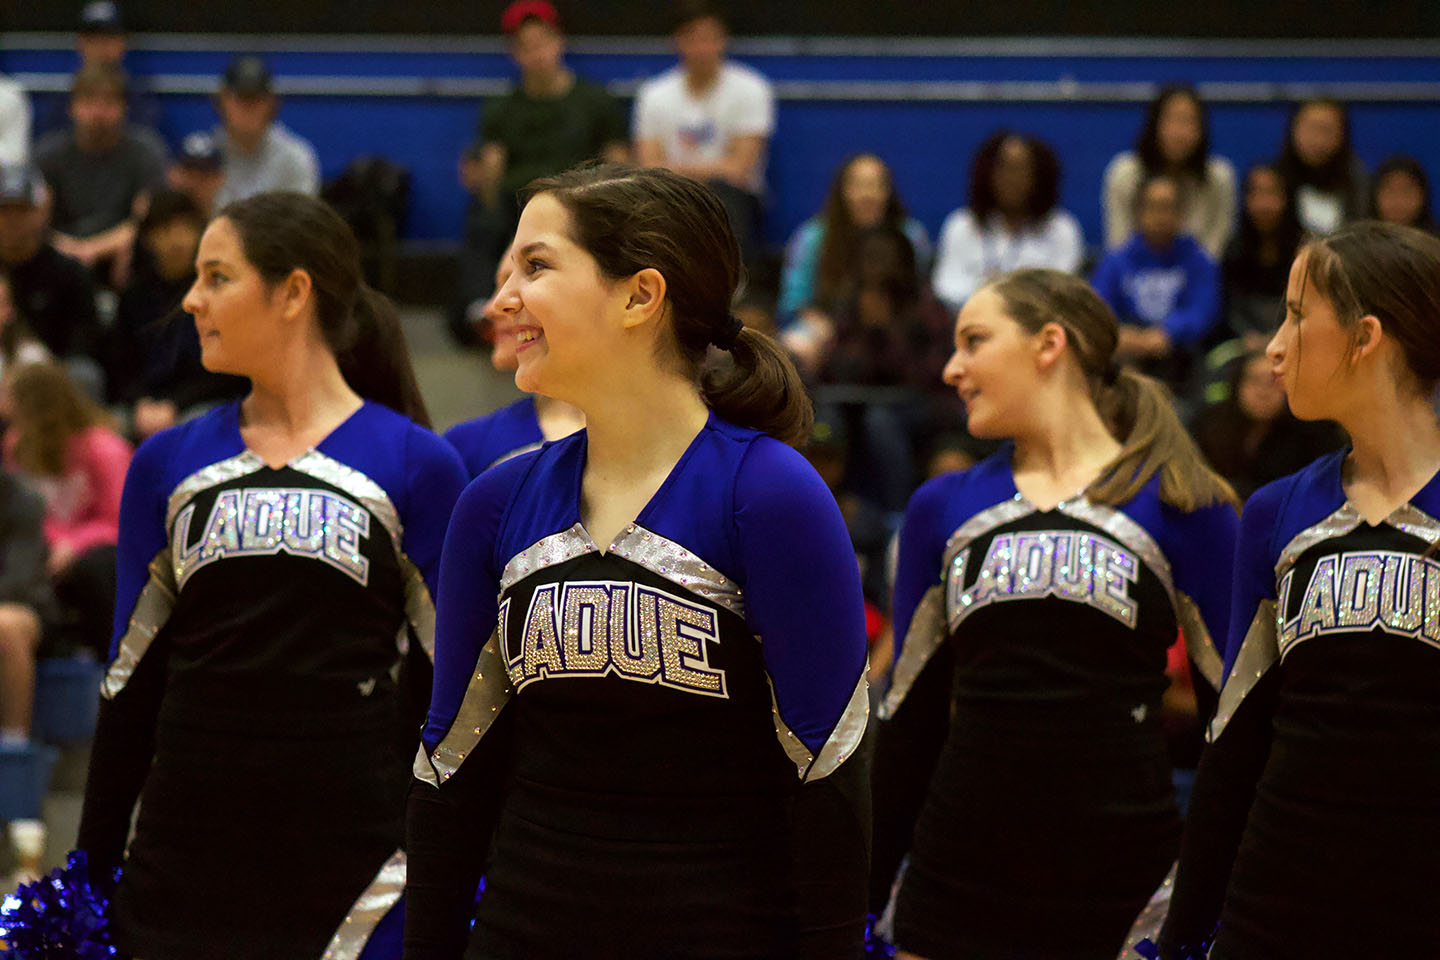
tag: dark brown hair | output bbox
[1277,98,1356,192]
[217,191,431,427]
[8,362,109,477]
[1298,220,1440,396]
[969,130,1061,223]
[988,269,1238,512]
[815,152,909,309]
[1136,84,1211,180]
[523,163,811,447]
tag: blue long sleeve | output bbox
[778,218,824,327]
[1162,242,1221,348]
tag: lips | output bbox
[515,326,542,351]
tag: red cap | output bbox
[501,0,560,34]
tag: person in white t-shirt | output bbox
[0,75,30,168]
[632,0,774,264]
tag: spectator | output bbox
[1276,97,1367,235]
[0,270,50,383]
[0,68,30,168]
[0,468,55,887]
[107,190,246,437]
[73,1,161,132]
[35,62,167,290]
[1104,85,1236,257]
[1091,173,1220,386]
[212,55,320,208]
[167,131,225,217]
[1370,154,1438,234]
[633,0,774,265]
[2,362,131,661]
[778,152,930,327]
[933,130,1084,313]
[453,0,627,345]
[1221,163,1304,346]
[1192,350,1344,500]
[0,164,103,371]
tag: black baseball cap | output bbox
[222,55,273,97]
[79,1,125,35]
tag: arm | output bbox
[0,81,30,167]
[1199,160,1237,258]
[1051,211,1086,274]
[777,220,822,326]
[1162,499,1240,695]
[1090,252,1127,319]
[1103,154,1138,251]
[734,440,870,958]
[869,476,952,911]
[931,210,987,314]
[1161,246,1221,347]
[404,460,524,959]
[76,434,175,881]
[1155,487,1285,958]
[50,429,133,563]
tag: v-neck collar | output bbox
[229,399,369,471]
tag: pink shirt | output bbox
[5,425,133,558]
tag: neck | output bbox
[522,66,572,98]
[241,336,359,435]
[77,128,121,152]
[1343,388,1440,496]
[685,63,720,93]
[998,208,1029,231]
[534,393,585,440]
[578,370,709,477]
[1012,386,1122,484]
[229,127,267,154]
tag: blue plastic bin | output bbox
[0,742,58,821]
[31,656,106,745]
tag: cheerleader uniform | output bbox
[77,400,467,960]
[444,398,543,480]
[871,446,1236,959]
[1157,451,1440,958]
[405,411,872,960]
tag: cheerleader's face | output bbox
[942,287,1043,438]
[486,251,519,372]
[505,193,630,398]
[183,217,290,377]
[1268,251,1359,421]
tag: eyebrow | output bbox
[516,241,556,257]
[199,259,229,270]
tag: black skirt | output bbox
[892,707,1180,960]
[112,703,408,960]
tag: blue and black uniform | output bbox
[77,400,467,960]
[1157,451,1440,958]
[443,397,544,480]
[405,412,872,959]
[872,446,1236,959]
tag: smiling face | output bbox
[841,155,890,229]
[1156,93,1203,167]
[486,250,520,372]
[942,286,1044,438]
[181,217,285,377]
[501,193,625,398]
[1267,250,1357,421]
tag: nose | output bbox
[181,277,204,317]
[490,270,523,319]
[942,348,965,389]
[1265,327,1285,366]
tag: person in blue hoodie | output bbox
[1091,173,1220,392]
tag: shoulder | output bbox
[1042,207,1082,236]
[269,124,318,161]
[789,216,825,248]
[33,130,71,163]
[939,207,980,238]
[721,61,772,91]
[124,125,168,161]
[636,67,683,100]
[130,401,237,486]
[1104,151,1141,184]
[907,446,1015,529]
[1205,154,1236,185]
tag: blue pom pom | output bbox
[1134,937,1161,958]
[863,913,896,958]
[0,851,118,958]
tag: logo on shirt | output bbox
[678,119,717,151]
[947,529,1140,630]
[171,487,371,588]
[1123,267,1187,324]
[1277,549,1440,653]
[503,579,728,699]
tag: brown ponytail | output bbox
[989,269,1239,512]
[523,163,812,448]
[219,191,432,427]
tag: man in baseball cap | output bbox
[211,55,319,207]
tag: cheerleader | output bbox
[871,268,1238,960]
[76,192,468,960]
[1155,221,1440,958]
[404,163,871,959]
[444,247,584,479]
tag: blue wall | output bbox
[4,39,1439,249]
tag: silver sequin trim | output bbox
[101,550,177,699]
[499,524,597,594]
[940,494,1036,574]
[486,441,544,472]
[416,630,513,787]
[1176,591,1223,690]
[1275,504,1364,582]
[1207,599,1278,742]
[1055,498,1175,602]
[320,848,406,960]
[401,558,436,661]
[609,524,744,620]
[878,585,944,720]
[290,449,403,550]
[1390,502,1440,548]
[164,451,265,530]
[767,663,869,780]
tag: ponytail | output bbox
[989,268,1239,513]
[702,327,813,448]
[337,284,432,429]
[1091,367,1238,512]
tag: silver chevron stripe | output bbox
[415,630,513,787]
[101,550,178,699]
[1176,591,1224,690]
[1055,498,1175,602]
[164,450,265,530]
[499,524,596,593]
[609,523,744,619]
[1207,599,1279,741]
[401,558,436,661]
[767,665,870,781]
[1389,502,1440,548]
[1275,504,1364,582]
[940,494,1036,574]
[290,449,404,549]
[321,848,406,960]
[878,585,944,720]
